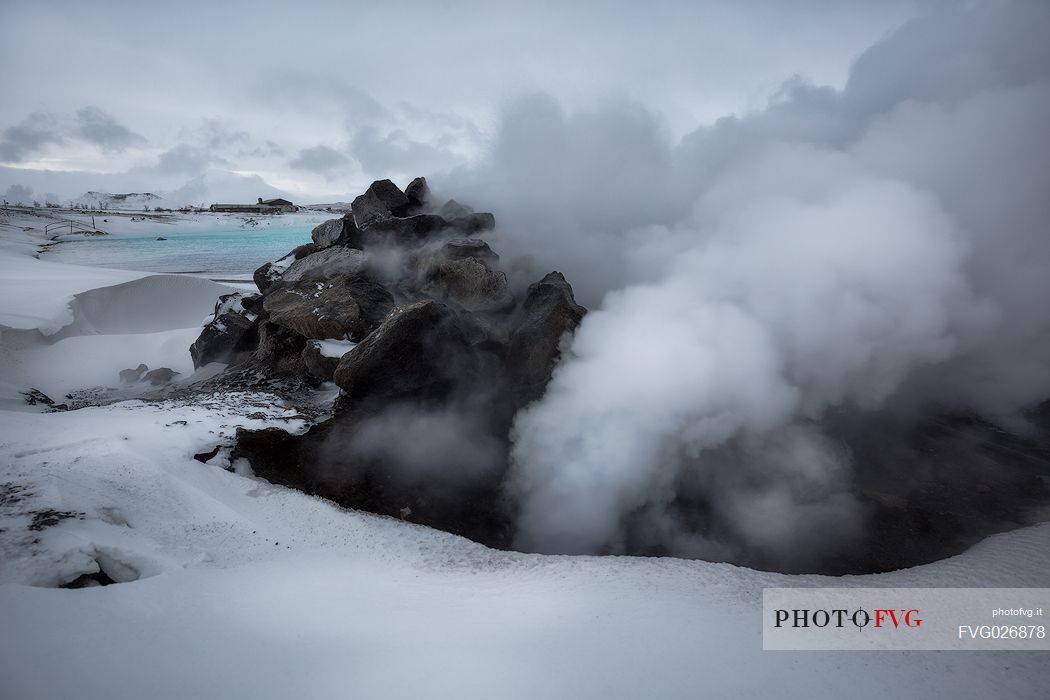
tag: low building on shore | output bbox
[209,198,296,214]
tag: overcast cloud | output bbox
[0,0,923,202]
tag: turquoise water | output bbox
[43,227,313,279]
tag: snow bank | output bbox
[0,251,144,333]
[0,397,1047,699]
[58,274,234,337]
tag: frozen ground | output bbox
[1,208,1048,699]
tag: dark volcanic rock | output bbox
[240,294,264,315]
[506,271,586,405]
[230,427,306,487]
[119,363,148,383]
[143,367,179,386]
[290,242,320,260]
[250,321,309,372]
[253,254,295,294]
[22,387,60,406]
[263,274,394,341]
[361,214,449,247]
[213,292,258,318]
[281,246,369,284]
[254,244,368,294]
[352,179,410,228]
[423,257,511,312]
[301,341,342,381]
[233,413,512,549]
[333,300,481,403]
[217,179,587,556]
[404,176,431,212]
[190,312,256,369]
[193,445,221,463]
[441,238,499,265]
[448,212,496,234]
[311,215,360,248]
[437,199,472,219]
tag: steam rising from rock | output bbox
[441,3,1050,558]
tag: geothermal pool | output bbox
[42,226,313,278]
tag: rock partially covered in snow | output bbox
[301,340,347,381]
[190,312,256,369]
[212,292,259,319]
[206,176,589,549]
[281,246,369,285]
[253,252,296,294]
[262,274,394,341]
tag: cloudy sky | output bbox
[0,0,924,204]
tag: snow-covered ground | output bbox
[1,209,1048,699]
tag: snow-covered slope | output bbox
[0,396,1047,700]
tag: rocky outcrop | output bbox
[253,253,295,294]
[188,293,260,369]
[194,176,586,550]
[263,274,394,341]
[361,213,450,248]
[333,300,482,403]
[351,179,411,228]
[404,176,431,212]
[438,199,472,219]
[505,271,586,405]
[423,257,511,312]
[119,364,148,383]
[301,342,342,381]
[290,242,320,260]
[281,246,369,284]
[143,367,179,385]
[448,212,496,234]
[190,312,256,368]
[250,321,310,374]
[212,292,259,318]
[311,215,359,248]
[441,238,499,265]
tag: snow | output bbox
[313,338,356,358]
[0,396,1047,699]
[0,217,146,333]
[1,208,1049,699]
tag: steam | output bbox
[441,2,1050,557]
[340,403,503,487]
